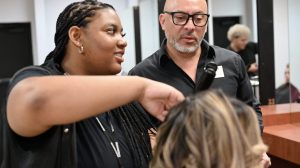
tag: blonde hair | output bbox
[151,90,266,168]
[230,98,268,156]
[227,24,251,41]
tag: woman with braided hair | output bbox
[0,1,184,168]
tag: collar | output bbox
[158,39,216,67]
[42,58,65,75]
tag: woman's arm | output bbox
[7,75,184,137]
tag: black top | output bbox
[1,65,76,168]
[0,60,146,168]
[275,82,300,104]
[129,40,263,131]
[227,42,258,77]
[76,113,134,168]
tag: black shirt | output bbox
[1,60,139,168]
[275,82,300,104]
[227,42,258,77]
[129,40,263,131]
[76,112,134,168]
[1,65,75,168]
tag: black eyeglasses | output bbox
[164,11,210,27]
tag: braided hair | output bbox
[112,103,157,167]
[43,1,155,167]
[43,0,114,64]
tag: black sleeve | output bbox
[128,61,148,77]
[8,66,51,95]
[247,42,258,54]
[235,56,264,132]
[247,42,258,65]
[1,66,53,166]
[253,97,264,133]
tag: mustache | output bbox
[179,32,197,39]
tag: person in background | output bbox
[151,90,267,168]
[227,24,258,77]
[230,98,271,168]
[0,1,184,168]
[276,64,300,104]
[129,0,263,131]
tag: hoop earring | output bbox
[79,45,84,54]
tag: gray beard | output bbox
[166,33,203,53]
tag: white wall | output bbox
[288,0,300,90]
[139,0,159,60]
[210,0,246,23]
[34,0,48,64]
[0,0,34,22]
[273,0,289,88]
[209,0,256,42]
[273,0,300,90]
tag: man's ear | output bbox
[159,14,166,31]
[68,26,82,47]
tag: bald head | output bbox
[164,0,177,11]
[164,0,208,13]
[160,0,209,55]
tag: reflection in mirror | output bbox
[287,0,300,104]
[208,0,260,99]
[274,0,300,104]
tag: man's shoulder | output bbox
[247,42,258,52]
[211,45,242,62]
[129,50,161,75]
[247,41,258,47]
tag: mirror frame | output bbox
[257,0,276,105]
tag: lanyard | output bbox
[96,112,123,167]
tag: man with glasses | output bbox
[130,0,252,99]
[131,0,250,100]
[129,0,270,166]
[130,0,258,116]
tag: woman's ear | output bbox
[68,26,82,47]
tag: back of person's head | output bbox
[151,90,265,168]
[44,0,114,64]
[229,98,267,152]
[285,63,290,83]
[227,24,250,42]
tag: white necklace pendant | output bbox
[110,141,121,158]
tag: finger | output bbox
[159,110,168,121]
[165,92,184,110]
[162,110,168,118]
[267,158,271,167]
[260,158,271,168]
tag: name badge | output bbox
[215,66,225,78]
